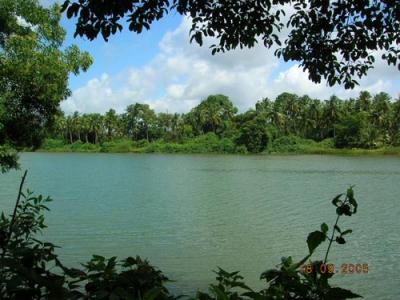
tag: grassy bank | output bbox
[37,135,400,156]
[266,136,400,155]
[39,134,238,154]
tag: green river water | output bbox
[0,153,399,299]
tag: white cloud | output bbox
[62,16,400,115]
[167,84,185,99]
[274,55,398,101]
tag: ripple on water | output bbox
[0,153,399,299]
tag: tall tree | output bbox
[236,116,271,153]
[0,0,92,171]
[189,95,238,136]
[273,93,298,134]
[356,91,372,113]
[388,97,400,145]
[323,96,342,138]
[47,91,399,152]
[156,112,175,140]
[72,111,82,141]
[54,113,67,141]
[297,95,313,137]
[371,92,391,135]
[334,114,369,148]
[104,109,118,140]
[255,97,274,127]
[81,114,91,143]
[124,103,156,141]
[66,115,74,144]
[307,100,323,140]
[87,113,103,144]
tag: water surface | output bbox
[0,153,399,299]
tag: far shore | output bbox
[34,138,400,156]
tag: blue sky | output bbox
[45,1,400,114]
[61,10,183,90]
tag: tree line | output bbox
[51,91,400,153]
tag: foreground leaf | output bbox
[307,231,326,254]
[326,287,363,299]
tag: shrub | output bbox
[235,145,248,154]
[134,139,150,148]
[101,139,134,153]
[41,138,65,150]
[236,118,271,153]
[270,135,304,152]
[319,138,335,148]
[334,114,377,149]
[268,135,336,154]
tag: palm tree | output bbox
[255,97,273,115]
[54,114,67,142]
[297,95,312,138]
[156,112,173,140]
[356,91,372,112]
[307,100,323,140]
[274,93,300,134]
[65,115,74,144]
[270,109,285,134]
[171,113,186,141]
[371,92,391,130]
[80,114,90,143]
[72,111,82,142]
[323,96,341,138]
[88,113,103,144]
[123,105,138,140]
[193,95,238,135]
[104,109,118,140]
[388,97,400,145]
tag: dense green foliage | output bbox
[0,0,92,172]
[47,92,400,155]
[62,0,399,89]
[1,172,362,299]
[0,1,390,299]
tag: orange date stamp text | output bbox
[300,263,368,275]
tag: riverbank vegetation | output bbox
[0,0,92,172]
[42,92,400,155]
[0,0,398,298]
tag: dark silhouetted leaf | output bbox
[307,231,326,253]
[321,223,329,234]
[336,236,346,244]
[332,193,343,207]
[326,287,362,299]
[341,229,352,236]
